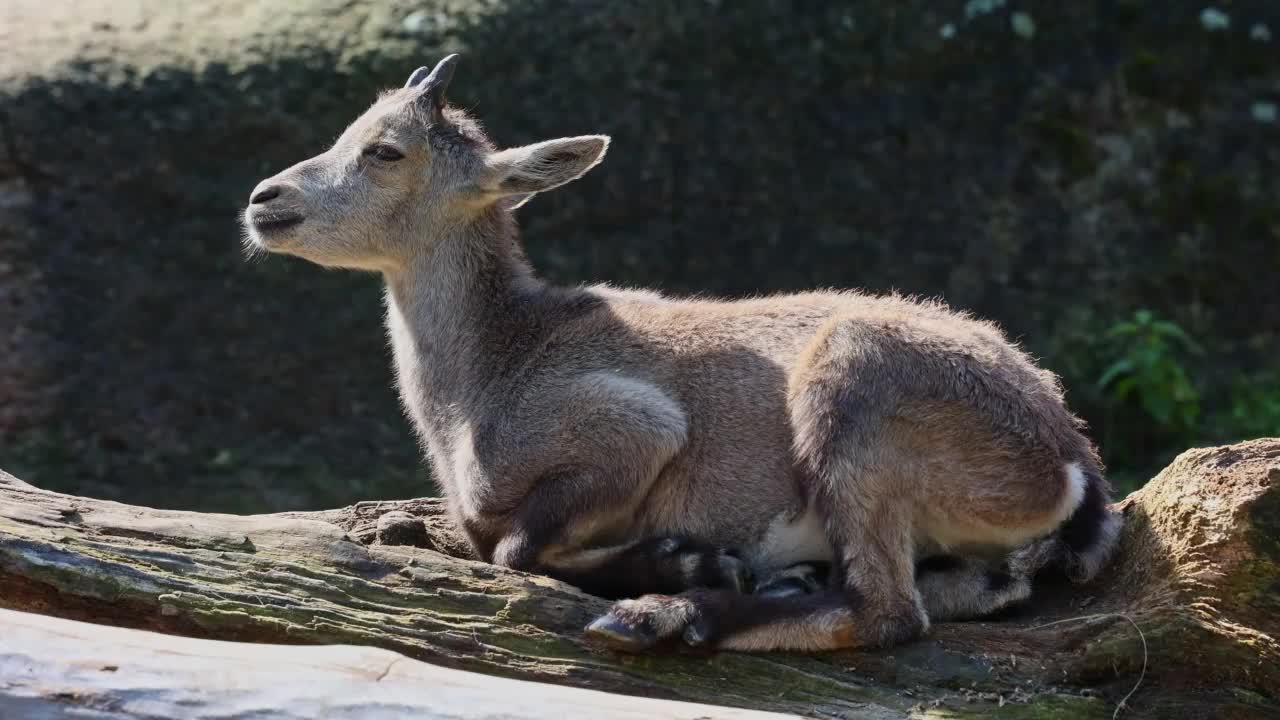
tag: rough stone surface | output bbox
[375,509,430,548]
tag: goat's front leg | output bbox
[490,475,750,599]
[479,372,750,599]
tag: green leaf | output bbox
[1142,391,1175,425]
[1113,377,1139,401]
[1106,321,1140,338]
[1151,320,1187,339]
[1152,321,1203,354]
[1180,402,1200,428]
[1133,346,1161,369]
[1096,358,1135,389]
[209,449,235,469]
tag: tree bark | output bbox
[2,439,1278,719]
[0,608,790,720]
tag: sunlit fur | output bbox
[244,58,1122,654]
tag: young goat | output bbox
[243,56,1122,653]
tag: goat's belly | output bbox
[742,504,835,576]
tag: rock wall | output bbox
[1,1,1277,510]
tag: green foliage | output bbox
[1215,372,1280,441]
[1095,310,1202,435]
[1091,309,1280,451]
[3,428,432,514]
[1071,309,1278,491]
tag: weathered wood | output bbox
[0,608,793,719]
[2,440,1278,719]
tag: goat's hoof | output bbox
[584,613,658,653]
[586,594,713,654]
[681,617,716,647]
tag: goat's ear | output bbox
[478,136,609,207]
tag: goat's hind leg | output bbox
[586,587,863,653]
[584,561,831,648]
[544,535,752,600]
[586,512,929,653]
[758,556,1033,622]
[914,555,1032,622]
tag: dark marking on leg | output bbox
[915,554,964,576]
[1059,470,1107,554]
[1052,467,1123,582]
[985,569,1014,592]
[549,536,750,600]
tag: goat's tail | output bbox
[1013,463,1124,583]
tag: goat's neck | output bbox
[382,211,545,444]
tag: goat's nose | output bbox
[250,184,281,204]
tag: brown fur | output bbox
[242,56,1121,653]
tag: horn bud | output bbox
[405,54,460,114]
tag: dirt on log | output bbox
[2,439,1278,719]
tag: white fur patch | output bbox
[751,505,834,573]
[1060,462,1088,522]
[579,372,689,450]
[449,421,484,519]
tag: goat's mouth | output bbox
[250,211,305,235]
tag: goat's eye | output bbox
[363,144,404,162]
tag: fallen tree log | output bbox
[2,439,1278,719]
[0,608,790,720]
